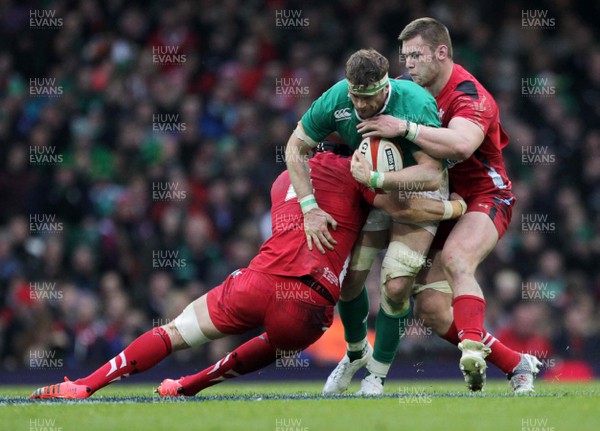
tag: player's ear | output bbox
[436,45,449,61]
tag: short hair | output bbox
[398,17,453,59]
[345,48,389,86]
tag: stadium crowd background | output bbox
[0,0,599,379]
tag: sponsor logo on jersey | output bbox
[334,108,351,121]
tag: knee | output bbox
[414,296,441,328]
[440,249,473,278]
[414,291,452,333]
[339,271,367,301]
[163,321,187,350]
[383,277,412,311]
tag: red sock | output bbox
[75,327,172,393]
[481,331,521,373]
[180,333,277,396]
[452,295,486,342]
[443,321,521,373]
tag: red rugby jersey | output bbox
[435,64,512,200]
[249,152,375,302]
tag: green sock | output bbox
[372,306,411,366]
[338,287,369,361]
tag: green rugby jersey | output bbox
[301,79,440,167]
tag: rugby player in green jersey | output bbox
[284,49,457,394]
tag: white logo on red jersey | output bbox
[322,267,339,287]
[438,108,445,121]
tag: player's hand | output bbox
[357,115,402,138]
[351,151,373,185]
[304,208,338,254]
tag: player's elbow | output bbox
[452,140,477,161]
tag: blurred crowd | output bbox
[0,0,599,376]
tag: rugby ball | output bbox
[358,137,403,172]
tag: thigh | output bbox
[265,289,334,351]
[443,211,498,268]
[206,268,271,335]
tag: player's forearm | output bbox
[285,133,314,200]
[390,197,466,222]
[375,194,465,223]
[379,163,442,191]
[400,121,474,160]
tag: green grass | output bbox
[2,380,599,431]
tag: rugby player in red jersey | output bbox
[352,17,541,392]
[29,146,465,399]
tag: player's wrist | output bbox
[299,194,319,214]
[442,199,467,220]
[369,171,385,188]
[403,121,420,142]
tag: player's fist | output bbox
[351,151,372,185]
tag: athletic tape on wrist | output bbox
[369,171,385,189]
[442,200,454,220]
[300,193,319,214]
[404,121,419,142]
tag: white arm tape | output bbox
[294,123,318,148]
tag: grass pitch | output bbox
[1,380,599,431]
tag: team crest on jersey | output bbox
[438,108,445,121]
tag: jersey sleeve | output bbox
[449,85,496,135]
[300,85,339,144]
[358,184,376,206]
